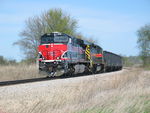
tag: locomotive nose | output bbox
[49,50,61,59]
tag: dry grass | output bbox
[0,64,40,81]
[0,67,150,113]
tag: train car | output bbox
[103,51,123,71]
[38,32,104,77]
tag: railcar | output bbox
[38,32,105,77]
[103,51,123,71]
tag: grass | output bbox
[143,65,150,70]
[0,64,41,81]
[0,66,149,113]
[76,108,114,113]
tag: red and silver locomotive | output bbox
[38,32,105,76]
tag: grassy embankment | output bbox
[0,65,149,113]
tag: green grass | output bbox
[76,108,113,113]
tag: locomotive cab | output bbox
[38,32,71,76]
[40,32,70,45]
[38,32,71,61]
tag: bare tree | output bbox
[14,8,78,61]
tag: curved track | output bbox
[0,69,124,87]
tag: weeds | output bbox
[0,67,149,113]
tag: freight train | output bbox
[38,32,122,77]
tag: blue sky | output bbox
[0,0,150,61]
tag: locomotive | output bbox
[38,32,122,77]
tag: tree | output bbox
[14,8,78,61]
[0,56,8,65]
[137,24,150,66]
[0,56,17,65]
[122,55,142,67]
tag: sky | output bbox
[0,0,150,61]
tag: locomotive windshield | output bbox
[54,35,69,43]
[41,37,53,44]
[41,35,69,44]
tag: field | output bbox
[0,65,150,113]
[0,64,40,81]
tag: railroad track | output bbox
[0,72,100,87]
[0,69,125,87]
[0,77,58,87]
[0,73,86,87]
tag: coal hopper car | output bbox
[103,51,123,71]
